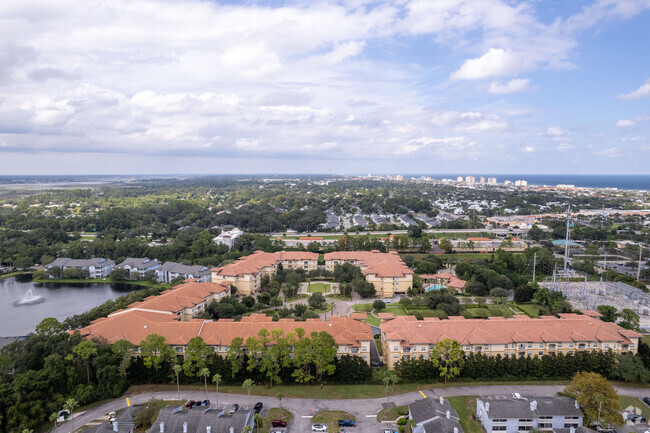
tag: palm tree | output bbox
[172,364,183,403]
[383,371,398,403]
[212,373,222,409]
[64,398,78,433]
[276,392,284,410]
[199,368,210,401]
[242,379,254,408]
[595,393,606,425]
[49,412,58,430]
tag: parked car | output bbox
[311,424,327,431]
[644,397,650,406]
[229,404,239,414]
[202,400,211,407]
[272,420,287,427]
[338,420,356,427]
[270,431,285,433]
[383,430,398,433]
[185,400,196,408]
[57,410,70,423]
[511,393,521,399]
[254,402,263,413]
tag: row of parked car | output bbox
[184,400,265,415]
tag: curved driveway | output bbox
[53,385,650,433]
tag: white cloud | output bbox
[618,79,650,100]
[488,78,530,94]
[556,143,572,150]
[522,146,535,153]
[621,136,647,142]
[451,48,524,80]
[616,119,636,127]
[431,110,509,132]
[545,126,564,136]
[595,147,620,157]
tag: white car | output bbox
[512,393,521,399]
[312,424,328,432]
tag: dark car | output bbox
[644,397,650,406]
[338,420,356,427]
[272,420,287,427]
[229,404,239,414]
[254,402,263,413]
[185,400,195,408]
[202,400,211,407]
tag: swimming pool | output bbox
[426,284,444,291]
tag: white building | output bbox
[456,176,464,182]
[213,227,243,250]
[465,176,475,184]
[46,258,115,279]
[480,176,486,184]
[515,180,528,187]
[116,257,161,279]
[487,177,497,184]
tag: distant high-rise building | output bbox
[457,176,464,182]
[465,176,475,184]
[504,180,512,186]
[480,176,486,184]
[515,180,528,187]
[487,177,497,184]
[395,175,403,181]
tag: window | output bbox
[393,354,398,359]
[527,351,532,356]
[528,343,533,348]
[605,344,609,348]
[492,419,507,423]
[505,344,509,349]
[519,427,532,431]
[569,343,574,348]
[484,345,489,350]
[466,346,471,350]
[539,351,544,356]
[564,424,579,429]
[394,346,399,351]
[539,343,544,348]
[421,346,427,352]
[492,427,507,431]
[558,343,563,348]
[519,419,533,423]
[362,354,367,359]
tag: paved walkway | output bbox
[52,385,650,433]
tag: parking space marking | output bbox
[419,391,427,398]
[302,416,313,418]
[366,415,377,418]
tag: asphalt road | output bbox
[53,385,650,433]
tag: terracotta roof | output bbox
[201,314,373,347]
[466,237,492,242]
[350,312,368,320]
[378,312,395,319]
[381,314,642,346]
[211,251,318,277]
[420,272,467,289]
[325,251,413,278]
[119,280,229,314]
[299,236,323,241]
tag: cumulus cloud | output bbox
[522,146,535,153]
[431,111,509,132]
[545,126,564,136]
[621,136,647,142]
[618,79,650,100]
[616,115,650,127]
[488,78,530,94]
[451,49,524,80]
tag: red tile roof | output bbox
[381,314,642,346]
[325,251,413,278]
[211,251,318,277]
[120,280,229,314]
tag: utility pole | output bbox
[563,206,571,274]
[533,252,537,283]
[638,243,643,282]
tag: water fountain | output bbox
[13,288,45,306]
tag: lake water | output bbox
[0,274,142,336]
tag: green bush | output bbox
[398,417,407,426]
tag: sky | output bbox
[1,0,649,175]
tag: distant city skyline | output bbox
[1,0,649,174]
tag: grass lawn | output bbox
[308,282,331,293]
[447,396,484,433]
[255,408,292,431]
[33,277,169,289]
[619,396,650,419]
[285,294,309,302]
[517,303,540,318]
[312,410,356,433]
[365,314,381,326]
[464,307,491,318]
[326,294,352,301]
[353,303,374,312]
[0,270,30,280]
[384,305,408,316]
[377,405,408,422]
[125,380,574,401]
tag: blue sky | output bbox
[0,0,649,175]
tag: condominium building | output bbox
[410,397,463,433]
[212,227,243,250]
[46,257,115,278]
[156,262,211,283]
[116,257,161,279]
[211,251,318,296]
[487,177,497,185]
[515,180,528,187]
[380,313,641,369]
[457,176,464,182]
[476,396,583,433]
[465,176,476,184]
[324,251,413,298]
[480,177,486,184]
[78,307,373,364]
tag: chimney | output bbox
[160,422,165,433]
[575,400,579,409]
[440,396,444,405]
[207,426,211,433]
[446,410,450,419]
[113,422,119,432]
[183,422,188,433]
[485,402,490,412]
[530,400,537,411]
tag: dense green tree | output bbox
[431,339,464,382]
[597,305,618,323]
[564,372,623,427]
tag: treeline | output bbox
[395,349,650,383]
[0,322,371,433]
